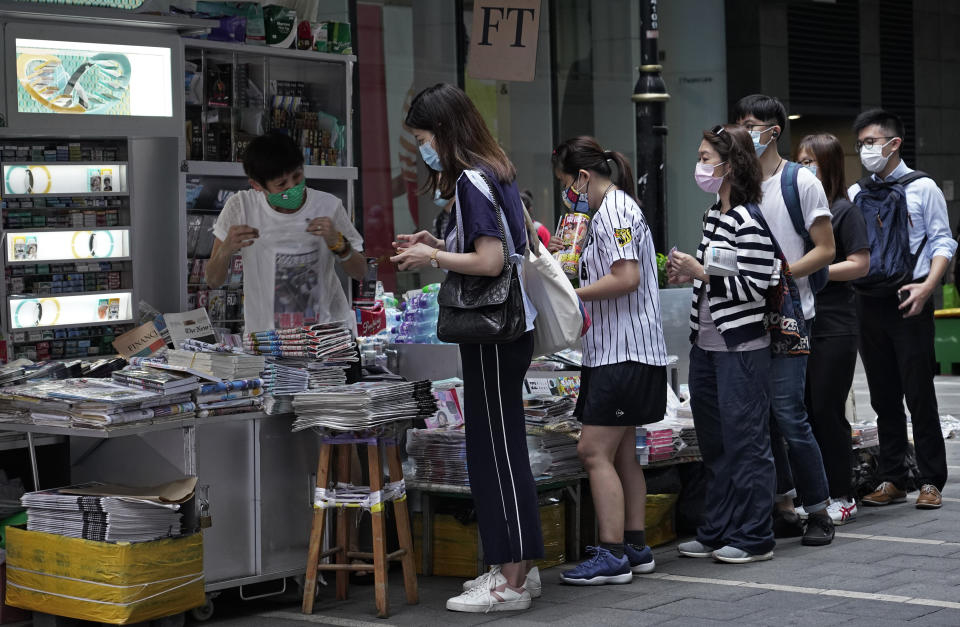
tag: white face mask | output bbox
[859,139,895,173]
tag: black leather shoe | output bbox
[801,513,835,546]
[772,509,805,538]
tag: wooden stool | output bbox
[301,432,418,618]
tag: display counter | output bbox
[2,411,317,599]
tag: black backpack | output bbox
[851,171,930,295]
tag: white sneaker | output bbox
[794,505,809,520]
[827,498,858,525]
[463,566,541,598]
[447,569,531,613]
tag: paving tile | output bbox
[872,554,960,573]
[874,581,960,600]
[908,608,960,625]
[829,598,943,621]
[652,597,759,621]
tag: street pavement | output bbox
[197,364,960,626]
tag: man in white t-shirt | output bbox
[733,94,836,545]
[206,133,366,333]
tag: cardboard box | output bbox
[413,499,566,578]
[5,528,203,625]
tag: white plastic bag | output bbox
[524,240,583,358]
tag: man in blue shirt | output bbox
[848,109,957,510]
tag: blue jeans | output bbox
[770,355,830,513]
[689,346,775,555]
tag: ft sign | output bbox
[467,0,542,82]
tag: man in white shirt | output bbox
[733,94,836,545]
[206,133,366,333]
[848,109,957,510]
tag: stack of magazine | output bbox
[0,378,195,428]
[243,322,357,362]
[195,379,263,418]
[111,367,200,396]
[291,381,435,431]
[21,478,194,543]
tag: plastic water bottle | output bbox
[403,305,439,322]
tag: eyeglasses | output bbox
[856,136,896,152]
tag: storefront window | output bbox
[357,0,642,291]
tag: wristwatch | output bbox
[430,249,441,268]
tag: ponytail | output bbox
[553,136,639,205]
[604,151,636,201]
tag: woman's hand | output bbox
[666,250,703,284]
[547,235,565,254]
[393,230,442,250]
[390,243,437,271]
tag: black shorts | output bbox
[574,361,667,426]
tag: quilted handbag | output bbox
[436,173,526,345]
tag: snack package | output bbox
[264,5,297,48]
[553,212,590,277]
[197,1,265,45]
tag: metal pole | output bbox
[632,0,670,252]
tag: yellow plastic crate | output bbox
[4,527,204,625]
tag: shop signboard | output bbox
[467,0,541,82]
[13,38,173,117]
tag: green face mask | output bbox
[266,180,306,210]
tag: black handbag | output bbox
[436,173,527,345]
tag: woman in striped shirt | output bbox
[666,124,779,563]
[553,137,668,586]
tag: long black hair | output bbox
[405,83,516,199]
[551,136,638,205]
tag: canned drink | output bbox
[553,212,591,276]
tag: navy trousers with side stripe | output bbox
[460,332,544,565]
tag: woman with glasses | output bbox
[666,124,779,563]
[797,134,870,524]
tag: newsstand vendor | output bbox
[205,133,366,333]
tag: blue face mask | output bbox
[749,127,775,156]
[433,189,449,208]
[803,164,817,177]
[419,141,442,171]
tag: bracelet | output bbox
[336,240,353,258]
[336,248,355,263]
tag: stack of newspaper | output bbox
[166,346,265,381]
[291,381,435,431]
[21,478,194,543]
[405,428,470,485]
[0,379,195,428]
[243,322,356,362]
[194,379,263,418]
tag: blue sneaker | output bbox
[560,546,632,585]
[624,543,656,574]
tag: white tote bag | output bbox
[523,240,583,358]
